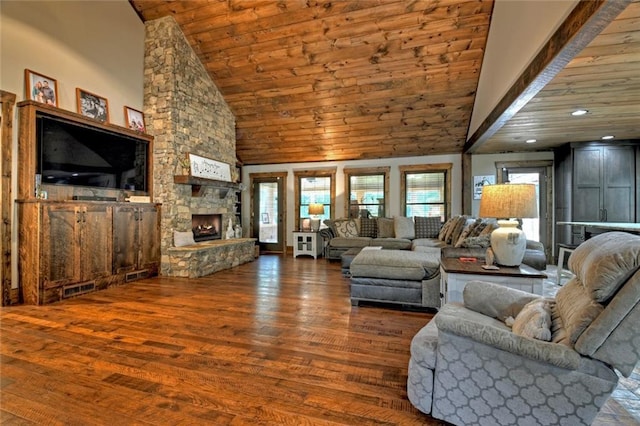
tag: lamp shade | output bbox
[478,183,538,266]
[479,184,538,219]
[308,203,325,216]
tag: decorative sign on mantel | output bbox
[189,153,231,182]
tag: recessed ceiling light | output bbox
[601,135,614,140]
[525,139,537,144]
[571,109,588,116]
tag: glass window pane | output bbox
[405,171,446,220]
[299,176,331,221]
[349,174,384,218]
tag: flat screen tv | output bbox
[36,112,148,192]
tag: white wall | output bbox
[1,1,145,287]
[468,0,577,139]
[470,151,555,216]
[242,154,463,246]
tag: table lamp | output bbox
[308,203,325,232]
[478,183,538,266]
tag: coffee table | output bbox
[440,257,546,304]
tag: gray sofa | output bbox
[408,231,640,425]
[320,215,547,270]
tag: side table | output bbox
[440,257,546,304]
[293,231,323,259]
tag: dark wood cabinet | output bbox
[555,141,638,247]
[113,204,160,274]
[573,145,636,223]
[19,201,159,305]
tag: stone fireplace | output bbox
[192,214,222,242]
[144,16,253,277]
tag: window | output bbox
[400,164,451,221]
[344,167,390,218]
[294,169,335,230]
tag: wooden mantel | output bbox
[174,175,242,197]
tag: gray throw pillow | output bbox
[174,230,195,247]
[394,216,415,239]
[377,218,395,238]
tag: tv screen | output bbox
[36,113,148,192]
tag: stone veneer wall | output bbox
[143,16,239,276]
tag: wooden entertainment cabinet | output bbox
[16,101,160,304]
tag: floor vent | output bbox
[63,281,96,299]
[125,270,149,282]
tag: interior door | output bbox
[500,166,550,261]
[252,176,285,253]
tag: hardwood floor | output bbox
[1,255,442,425]
[2,255,639,425]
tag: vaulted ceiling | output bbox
[130,0,640,165]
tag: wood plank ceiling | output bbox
[130,0,494,165]
[472,0,640,154]
[130,0,639,165]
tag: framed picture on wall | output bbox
[473,175,496,200]
[25,69,58,107]
[76,88,109,123]
[124,106,146,132]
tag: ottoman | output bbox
[340,247,362,276]
[349,249,441,309]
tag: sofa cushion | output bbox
[569,231,640,303]
[372,238,412,250]
[394,216,415,239]
[414,216,441,239]
[359,217,378,238]
[511,299,552,341]
[329,237,372,248]
[412,238,447,249]
[377,217,395,238]
[335,219,358,238]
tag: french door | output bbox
[250,173,286,253]
[497,161,552,262]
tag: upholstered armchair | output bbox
[408,231,640,425]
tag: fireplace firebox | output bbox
[192,214,222,242]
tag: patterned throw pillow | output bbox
[454,219,482,248]
[438,217,456,241]
[359,217,378,238]
[335,219,358,238]
[414,216,441,238]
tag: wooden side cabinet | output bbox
[293,231,322,259]
[113,204,160,275]
[18,201,160,305]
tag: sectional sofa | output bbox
[320,215,547,270]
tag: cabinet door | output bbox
[137,205,160,270]
[603,146,635,222]
[43,204,80,286]
[112,205,138,274]
[573,147,603,221]
[80,205,113,280]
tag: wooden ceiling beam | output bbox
[464,0,633,153]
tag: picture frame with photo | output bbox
[25,69,59,107]
[76,88,109,123]
[300,217,311,231]
[124,106,146,132]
